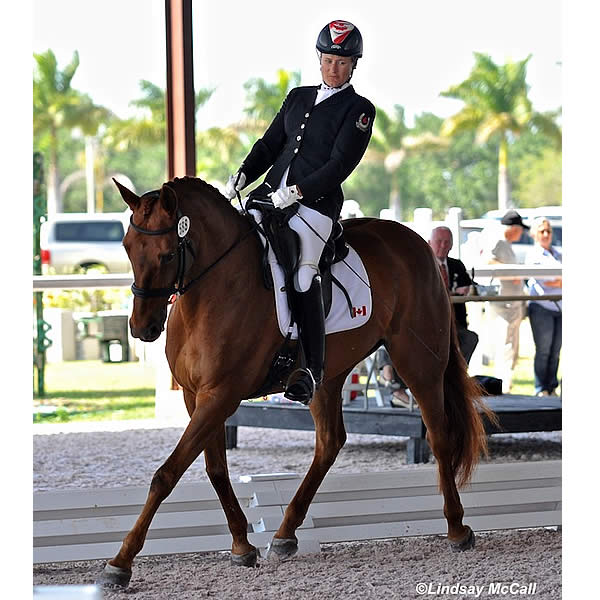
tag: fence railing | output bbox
[33,460,561,563]
[32,265,561,292]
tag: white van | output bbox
[40,212,132,274]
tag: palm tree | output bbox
[366,105,448,220]
[108,80,215,150]
[440,53,561,212]
[33,50,111,214]
[243,70,302,133]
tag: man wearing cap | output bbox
[222,20,375,405]
[480,210,529,393]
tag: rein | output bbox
[129,200,259,303]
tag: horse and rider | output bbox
[99,20,494,589]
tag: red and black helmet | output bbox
[316,20,363,58]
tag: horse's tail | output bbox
[443,319,498,488]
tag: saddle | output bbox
[244,196,352,397]
[251,204,352,323]
[250,200,351,318]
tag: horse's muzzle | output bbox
[129,307,167,342]
[131,322,164,342]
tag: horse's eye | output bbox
[160,252,176,265]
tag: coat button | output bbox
[301,124,305,129]
[305,112,310,118]
[296,135,302,141]
[294,148,299,154]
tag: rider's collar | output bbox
[319,81,351,91]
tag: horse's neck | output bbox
[179,193,260,301]
[191,198,249,262]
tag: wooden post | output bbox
[165,0,196,179]
[165,0,196,393]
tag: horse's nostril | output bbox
[144,323,162,342]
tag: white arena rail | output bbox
[31,266,562,292]
[33,460,561,564]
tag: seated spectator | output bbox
[526,217,562,396]
[429,226,479,364]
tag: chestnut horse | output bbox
[98,176,493,588]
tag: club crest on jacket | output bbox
[356,113,371,132]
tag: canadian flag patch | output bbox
[352,305,368,318]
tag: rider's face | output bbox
[320,53,354,87]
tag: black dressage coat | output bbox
[241,85,375,221]
[447,256,474,329]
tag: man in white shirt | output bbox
[480,210,528,393]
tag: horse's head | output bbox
[115,179,183,342]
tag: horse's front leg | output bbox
[96,393,237,588]
[268,371,348,559]
[204,425,258,566]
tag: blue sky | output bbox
[33,0,562,128]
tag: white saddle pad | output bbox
[266,243,372,339]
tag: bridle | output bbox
[128,191,259,303]
[128,207,195,302]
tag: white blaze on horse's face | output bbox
[320,53,353,87]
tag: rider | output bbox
[224,20,375,405]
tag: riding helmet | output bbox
[316,20,363,58]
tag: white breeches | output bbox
[288,204,333,292]
[247,202,333,293]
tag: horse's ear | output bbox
[159,183,178,217]
[113,178,140,210]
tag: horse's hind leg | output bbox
[388,338,475,550]
[268,370,348,559]
[419,387,474,549]
[204,426,257,566]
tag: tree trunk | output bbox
[47,161,62,215]
[47,128,62,215]
[389,181,402,221]
[85,136,96,213]
[497,135,512,212]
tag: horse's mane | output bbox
[136,176,249,233]
[168,176,243,221]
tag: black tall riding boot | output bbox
[284,275,326,405]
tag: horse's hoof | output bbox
[95,562,132,588]
[450,526,475,552]
[266,537,298,560]
[230,548,258,567]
